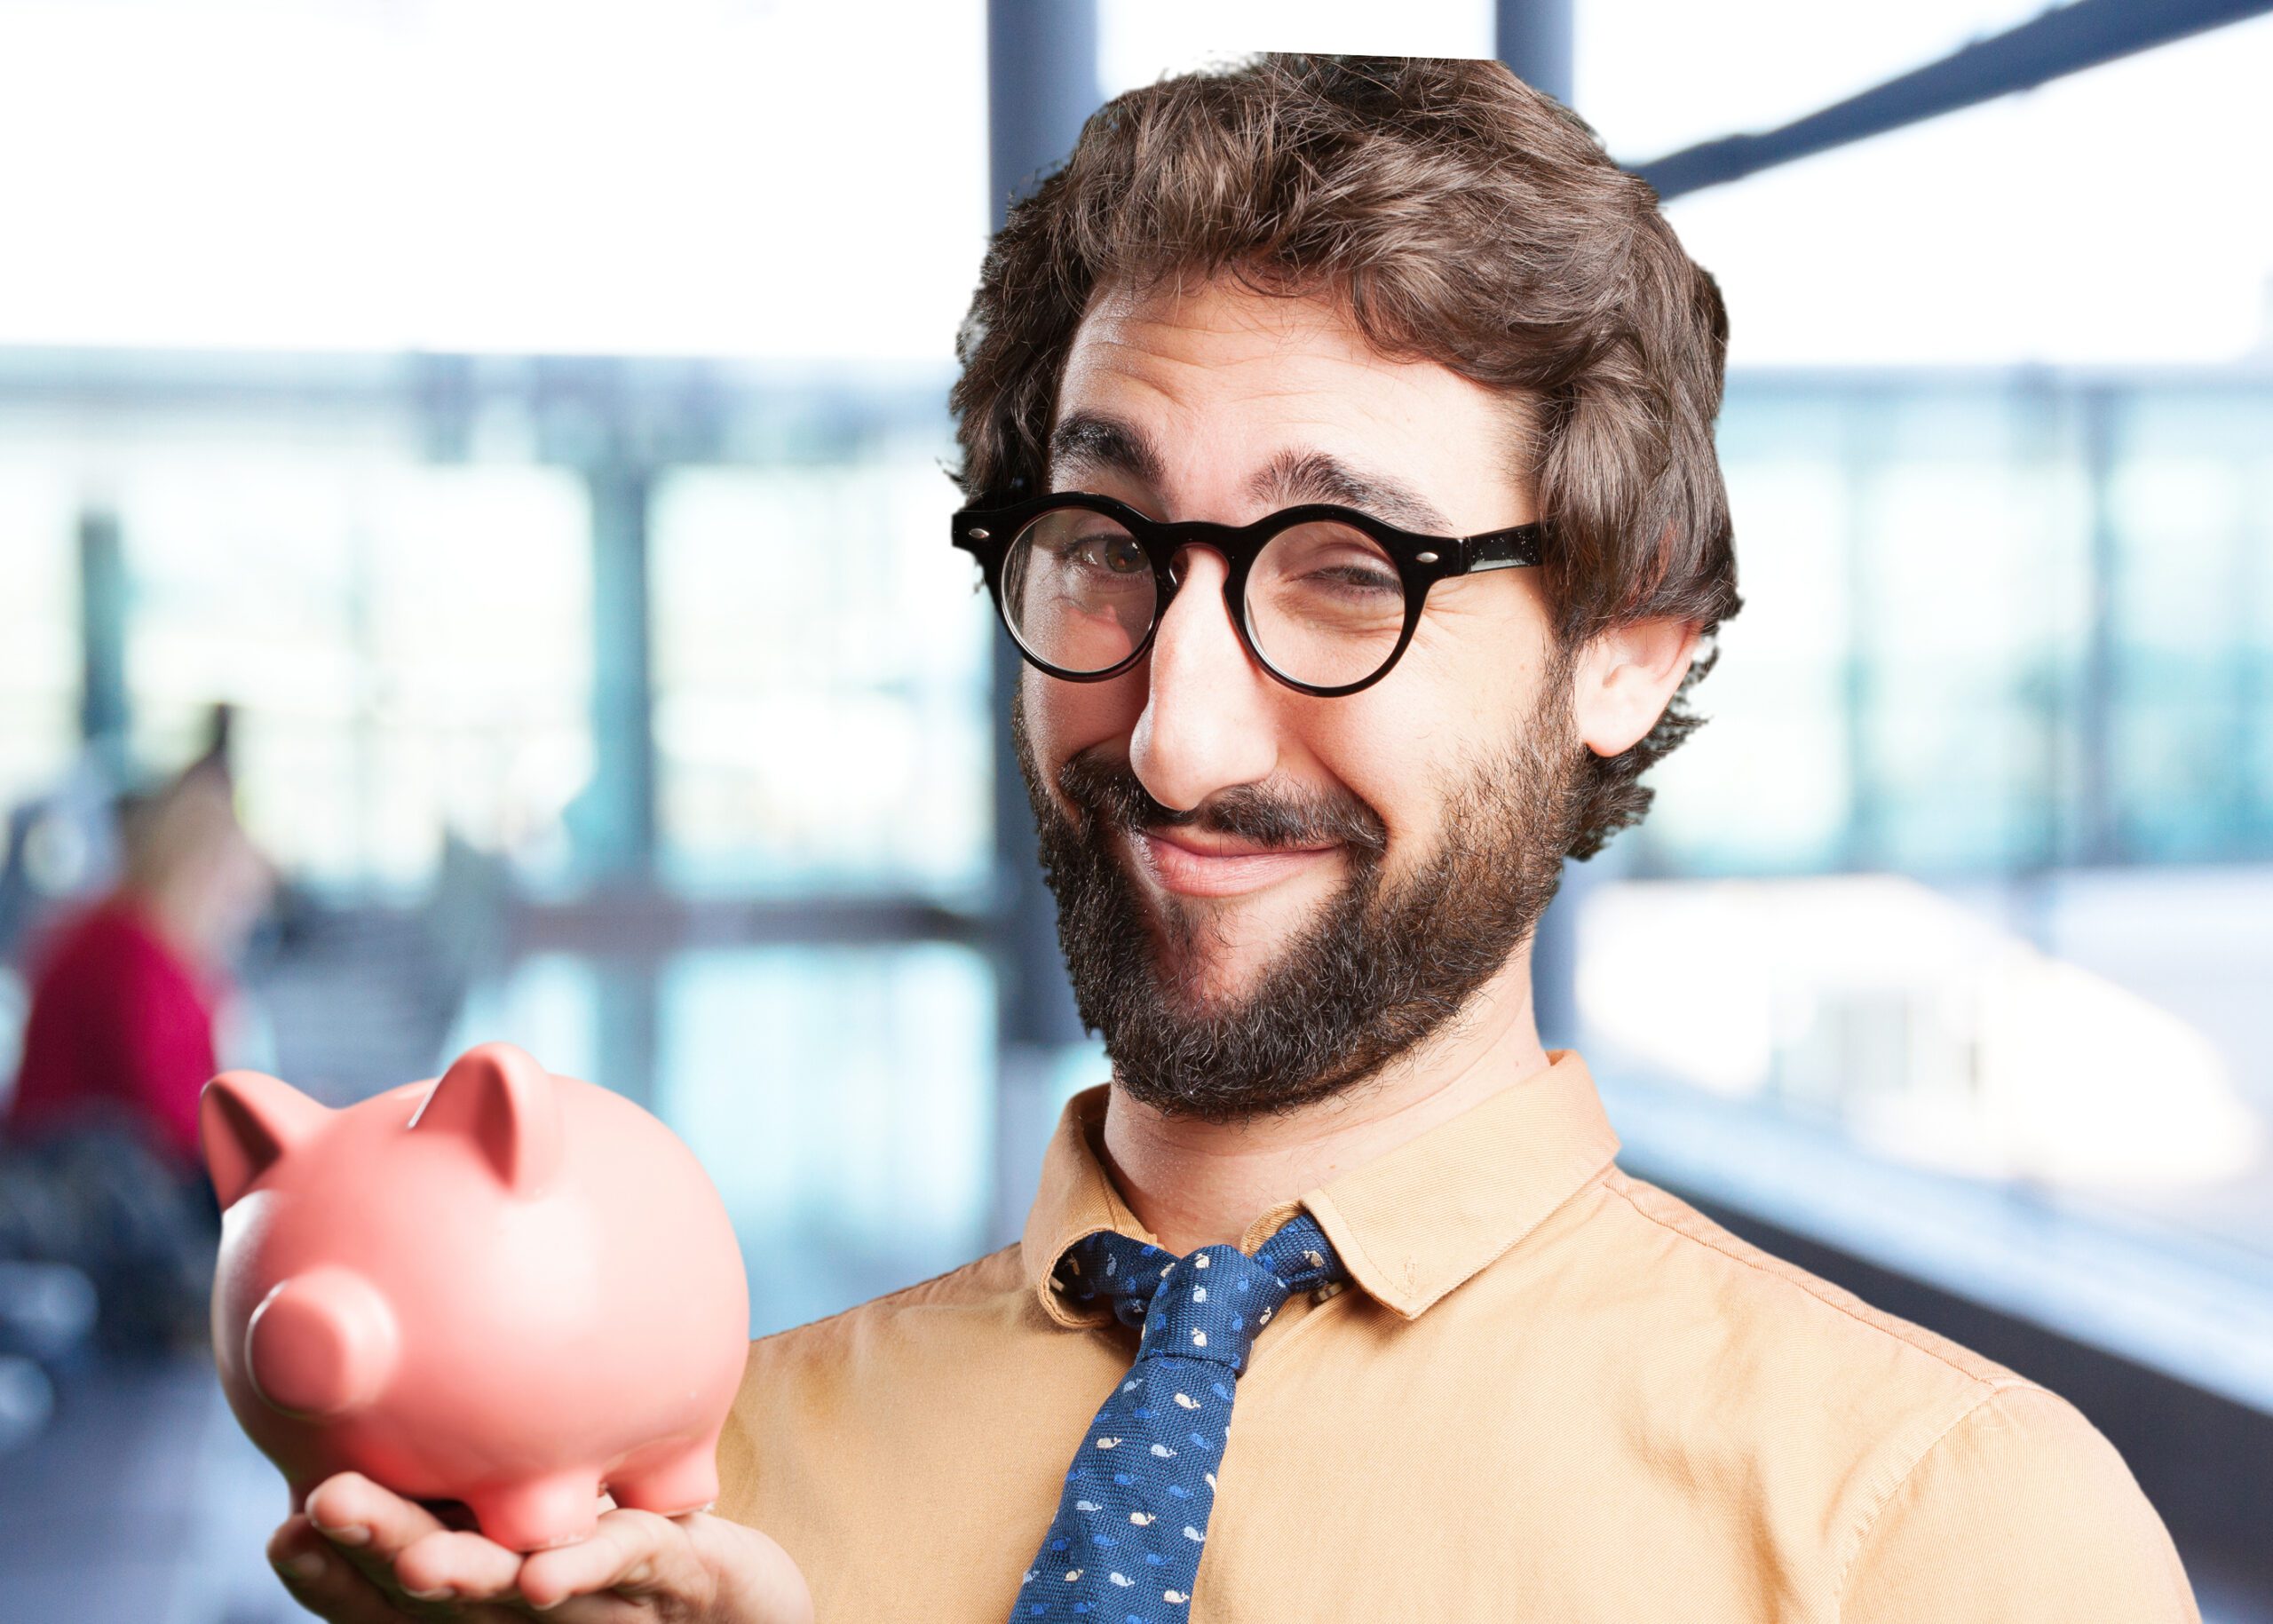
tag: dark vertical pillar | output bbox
[986,0,1100,1247]
[2242,441,2270,854]
[596,962,662,1113]
[585,458,661,1113]
[1501,0,1584,1050]
[2077,386,2119,865]
[75,508,130,770]
[2013,369,2068,880]
[988,0,1100,224]
[586,462,659,883]
[1497,0,1575,107]
[1840,392,1884,872]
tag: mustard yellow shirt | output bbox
[715,1048,2200,1621]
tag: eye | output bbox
[1063,531,1147,574]
[1301,554,1402,595]
[1282,543,1401,597]
[1250,521,1406,611]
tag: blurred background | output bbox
[0,0,2267,1618]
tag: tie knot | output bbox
[1052,1211,1350,1375]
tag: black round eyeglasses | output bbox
[951,490,1546,699]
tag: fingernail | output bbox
[317,1521,371,1547]
[404,1585,455,1602]
[279,1551,328,1582]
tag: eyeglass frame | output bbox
[951,489,1548,699]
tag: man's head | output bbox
[951,57,1741,1126]
[119,751,274,969]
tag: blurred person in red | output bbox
[0,710,274,1353]
[5,719,270,1173]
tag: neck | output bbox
[1096,954,1553,1257]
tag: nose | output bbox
[1129,544,1279,814]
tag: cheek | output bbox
[1421,578,1554,699]
[1336,634,1474,776]
[1392,600,1546,736]
[1270,693,1422,858]
[1023,664,1148,775]
[1324,640,1525,861]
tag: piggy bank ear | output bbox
[201,1071,332,1210]
[408,1042,563,1198]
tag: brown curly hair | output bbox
[946,53,1743,861]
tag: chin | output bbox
[1143,904,1300,1014]
[1163,949,1262,1013]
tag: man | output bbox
[4,717,268,1353]
[8,718,270,1176]
[271,53,2198,1624]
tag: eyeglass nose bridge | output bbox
[1148,518,1255,597]
[1160,545,1215,596]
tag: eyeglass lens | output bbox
[999,505,1406,689]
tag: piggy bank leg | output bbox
[607,1438,721,1519]
[466,1471,606,1553]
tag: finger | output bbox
[305,1470,450,1584]
[514,1509,711,1617]
[392,1527,535,1609]
[273,1514,539,1624]
[267,1516,412,1623]
[302,1472,520,1608]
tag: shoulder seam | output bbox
[1828,1384,2024,1615]
[748,1240,1021,1348]
[1599,1173,2002,1385]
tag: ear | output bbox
[408,1042,563,1199]
[201,1071,333,1211]
[1571,615,1703,758]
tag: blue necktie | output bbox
[1012,1210,1350,1620]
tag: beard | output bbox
[1010,654,1588,1128]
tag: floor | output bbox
[0,1347,301,1624]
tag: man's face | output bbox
[1012,271,1591,1126]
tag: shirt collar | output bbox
[1019,1047,1622,1327]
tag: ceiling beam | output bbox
[1634,0,2273,200]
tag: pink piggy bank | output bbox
[200,1040,751,1552]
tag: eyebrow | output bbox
[1047,409,1459,535]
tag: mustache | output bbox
[1055,750,1390,854]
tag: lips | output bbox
[1131,827,1339,899]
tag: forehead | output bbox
[1058,274,1493,424]
[1050,274,1526,525]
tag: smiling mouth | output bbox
[1130,826,1341,899]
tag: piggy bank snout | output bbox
[246,1266,400,1420]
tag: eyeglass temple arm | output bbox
[1460,524,1544,572]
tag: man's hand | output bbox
[266,1470,815,1624]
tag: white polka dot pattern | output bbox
[1011,1210,1350,1620]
